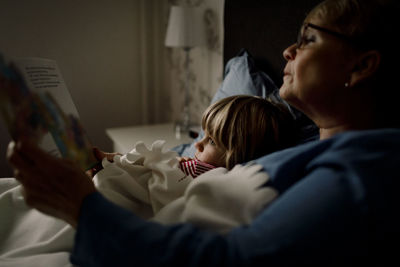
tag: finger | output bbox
[15,140,64,169]
[13,169,24,183]
[86,169,94,178]
[9,141,61,184]
[179,157,191,162]
[104,153,114,162]
[7,141,37,175]
[93,147,119,162]
[6,141,16,162]
[16,139,50,161]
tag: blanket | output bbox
[0,140,277,266]
[0,178,74,267]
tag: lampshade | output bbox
[165,6,205,48]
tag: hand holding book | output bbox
[0,55,98,171]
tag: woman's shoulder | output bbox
[255,128,400,192]
[259,128,400,166]
[312,128,400,175]
[331,128,400,148]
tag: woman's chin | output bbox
[278,84,292,102]
[279,86,303,111]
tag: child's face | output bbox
[194,134,225,167]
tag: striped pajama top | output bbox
[179,159,216,178]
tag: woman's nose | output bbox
[283,43,297,61]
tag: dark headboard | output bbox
[223,0,321,86]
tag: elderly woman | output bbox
[7,0,400,266]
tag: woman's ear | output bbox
[349,50,381,87]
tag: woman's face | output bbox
[279,17,356,121]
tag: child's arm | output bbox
[93,147,121,162]
[87,147,122,177]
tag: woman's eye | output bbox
[297,32,316,48]
[302,35,316,45]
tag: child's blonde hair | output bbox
[201,95,295,169]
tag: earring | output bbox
[344,82,349,88]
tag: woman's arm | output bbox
[69,165,363,267]
[6,139,373,266]
[7,140,96,227]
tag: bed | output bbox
[0,1,323,266]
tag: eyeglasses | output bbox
[296,22,352,48]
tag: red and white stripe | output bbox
[179,159,216,178]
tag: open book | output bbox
[0,56,98,171]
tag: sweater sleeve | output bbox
[70,192,235,267]
[70,165,364,267]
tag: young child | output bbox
[90,95,296,226]
[177,95,295,177]
[94,95,295,179]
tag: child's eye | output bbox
[208,138,216,145]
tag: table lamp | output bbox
[165,6,205,135]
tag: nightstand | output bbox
[105,123,193,154]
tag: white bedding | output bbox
[0,178,74,267]
[0,140,277,266]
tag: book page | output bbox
[15,58,75,159]
[0,57,98,170]
[14,58,79,119]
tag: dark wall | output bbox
[224,0,322,86]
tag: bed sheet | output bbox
[0,140,277,266]
[0,178,74,267]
